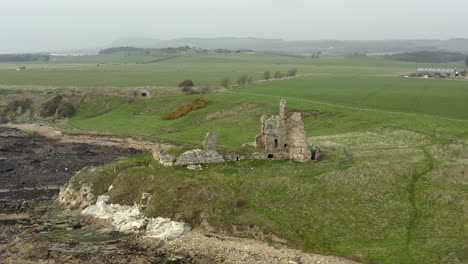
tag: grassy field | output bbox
[0,53,465,87]
[70,127,467,264]
[68,74,468,147]
[2,53,467,263]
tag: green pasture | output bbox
[71,127,467,264]
[69,74,468,147]
[1,53,464,87]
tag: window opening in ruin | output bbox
[141,93,147,97]
[274,139,278,148]
[284,144,288,148]
[268,154,274,159]
[236,157,239,161]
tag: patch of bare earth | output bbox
[1,123,174,151]
[162,229,360,264]
[201,103,264,122]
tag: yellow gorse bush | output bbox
[161,97,208,120]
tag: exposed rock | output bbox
[16,106,23,116]
[82,196,148,233]
[187,164,203,171]
[59,174,96,210]
[146,217,191,240]
[81,195,190,239]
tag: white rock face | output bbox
[82,195,190,239]
[187,164,203,171]
[82,196,148,233]
[146,217,191,240]
[59,182,96,210]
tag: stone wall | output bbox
[153,132,243,166]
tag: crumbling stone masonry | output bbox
[153,100,321,166]
[153,132,242,166]
[253,99,313,162]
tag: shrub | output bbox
[56,103,75,118]
[274,71,283,79]
[237,75,253,86]
[178,80,194,88]
[220,77,230,88]
[181,86,199,95]
[199,86,212,94]
[162,97,208,120]
[287,68,298,77]
[4,99,32,113]
[39,96,62,117]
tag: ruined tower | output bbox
[288,113,311,162]
[253,99,312,162]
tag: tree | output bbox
[237,75,253,86]
[178,80,194,88]
[220,77,230,88]
[287,68,298,77]
[263,70,271,80]
[274,71,283,79]
[465,56,468,67]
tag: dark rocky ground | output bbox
[0,127,141,205]
[0,127,202,263]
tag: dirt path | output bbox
[1,123,174,151]
[404,146,435,261]
[163,229,360,264]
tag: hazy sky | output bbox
[1,0,467,52]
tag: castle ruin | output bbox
[253,99,313,162]
[153,99,321,166]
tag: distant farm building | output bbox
[416,68,467,78]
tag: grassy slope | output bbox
[69,74,468,147]
[5,54,467,263]
[72,128,467,264]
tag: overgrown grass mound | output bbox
[161,97,208,120]
[68,127,467,264]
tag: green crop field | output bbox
[69,74,468,147]
[1,53,464,87]
[1,52,467,264]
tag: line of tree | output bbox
[266,68,298,80]
[237,75,253,86]
[214,48,254,53]
[99,46,193,55]
[385,51,467,63]
[0,53,50,62]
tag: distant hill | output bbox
[106,37,468,56]
[384,51,467,63]
[0,53,50,62]
[107,37,163,48]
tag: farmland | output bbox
[0,53,465,87]
[0,52,467,264]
